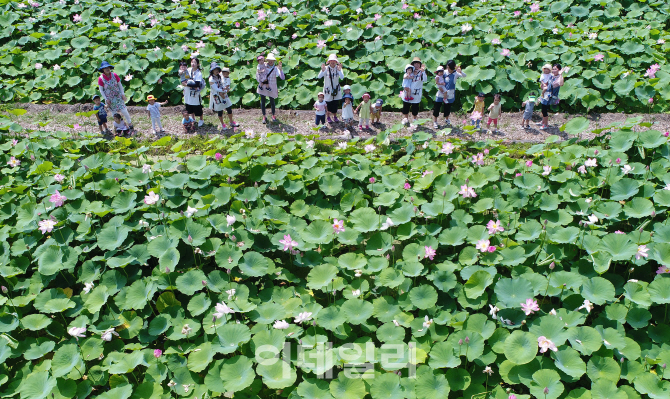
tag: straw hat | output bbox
[411,57,422,65]
[542,64,552,71]
[146,95,156,101]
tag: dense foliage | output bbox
[2,0,670,112]
[1,116,670,399]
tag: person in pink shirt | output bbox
[97,61,133,133]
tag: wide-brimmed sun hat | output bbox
[210,61,221,72]
[267,53,276,61]
[435,66,444,73]
[327,54,338,62]
[405,64,414,71]
[542,63,552,71]
[98,60,114,71]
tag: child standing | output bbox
[521,92,537,129]
[371,99,383,125]
[355,93,372,130]
[486,94,502,132]
[146,95,168,135]
[314,92,327,127]
[342,85,352,98]
[182,110,196,133]
[92,95,110,135]
[209,62,239,131]
[341,93,355,129]
[402,65,415,101]
[113,113,130,136]
[470,92,485,129]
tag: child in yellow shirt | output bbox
[470,92,485,129]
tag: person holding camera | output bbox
[317,54,344,123]
[180,57,205,127]
[401,56,427,126]
[256,53,285,124]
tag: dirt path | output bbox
[11,103,670,143]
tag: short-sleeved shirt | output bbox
[147,103,161,118]
[472,100,485,114]
[489,103,501,119]
[314,100,327,115]
[402,70,427,104]
[94,103,107,118]
[114,120,128,131]
[182,117,195,125]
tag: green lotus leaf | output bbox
[329,374,366,399]
[415,372,450,399]
[218,356,255,392]
[581,277,615,305]
[609,178,640,200]
[341,299,374,324]
[648,277,670,304]
[464,270,493,299]
[529,369,563,399]
[257,359,297,389]
[587,355,621,382]
[307,264,338,290]
[349,207,380,232]
[18,371,57,399]
[176,269,207,295]
[301,220,334,244]
[370,373,403,399]
[51,343,81,378]
[217,323,251,354]
[409,284,438,309]
[494,278,534,308]
[504,331,538,365]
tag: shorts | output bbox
[315,114,326,125]
[326,100,340,114]
[98,116,107,125]
[402,101,419,116]
[216,108,232,117]
[185,104,203,117]
[487,118,498,124]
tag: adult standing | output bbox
[401,57,427,126]
[97,61,134,133]
[432,60,466,128]
[256,53,285,124]
[182,57,205,127]
[208,62,238,131]
[317,54,344,123]
[539,63,567,130]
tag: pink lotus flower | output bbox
[459,185,477,198]
[324,20,333,27]
[614,230,625,234]
[144,192,159,205]
[521,298,540,315]
[422,170,433,178]
[424,246,436,260]
[413,13,421,19]
[492,38,501,45]
[73,14,81,22]
[203,25,214,34]
[487,246,496,253]
[366,24,373,29]
[369,177,376,183]
[35,63,43,70]
[215,153,223,161]
[471,153,484,166]
[73,123,80,130]
[154,349,162,358]
[54,174,65,182]
[513,10,521,16]
[476,239,491,252]
[529,3,539,12]
[593,53,604,61]
[292,33,297,39]
[125,74,133,81]
[257,10,266,20]
[375,36,381,42]
[525,160,533,167]
[441,143,455,154]
[648,98,654,104]
[316,40,326,49]
[484,149,489,155]
[235,22,240,28]
[279,234,298,251]
[515,173,522,177]
[119,24,128,31]
[500,49,511,57]
[665,132,669,137]
[636,245,649,260]
[7,157,20,168]
[657,266,670,274]
[402,3,408,9]
[538,336,558,353]
[38,219,57,234]
[404,183,411,189]
[151,19,159,26]
[374,13,381,20]
[486,220,504,234]
[542,165,551,175]
[196,41,205,48]
[49,190,66,207]
[333,219,345,234]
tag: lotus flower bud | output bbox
[639,228,644,233]
[231,235,236,242]
[413,207,417,213]
[410,197,414,202]
[215,153,222,161]
[202,280,207,286]
[244,199,248,203]
[465,178,469,183]
[378,206,381,212]
[652,211,656,217]
[1,286,7,293]
[369,177,376,183]
[663,363,667,369]
[543,388,549,395]
[458,339,463,345]
[154,349,162,358]
[616,158,621,164]
[227,177,231,183]
[391,245,395,251]
[464,337,470,344]
[84,165,89,170]
[227,269,231,274]
[549,262,555,270]
[442,191,446,196]
[594,150,599,155]
[180,211,184,216]
[212,316,216,323]
[188,235,193,242]
[165,267,170,273]
[620,357,624,363]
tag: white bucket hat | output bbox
[267,53,276,61]
[327,54,338,62]
[405,64,414,71]
[435,66,444,72]
[342,85,351,90]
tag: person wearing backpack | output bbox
[181,57,205,127]
[318,54,344,123]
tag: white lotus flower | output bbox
[338,142,347,149]
[294,312,313,323]
[144,192,160,205]
[585,158,597,167]
[167,381,176,387]
[185,206,197,217]
[461,23,472,33]
[226,289,236,299]
[83,282,95,294]
[68,326,86,339]
[621,164,633,175]
[422,315,433,328]
[101,328,119,341]
[273,320,290,329]
[226,214,236,226]
[213,302,235,318]
[578,300,594,313]
[364,144,376,153]
[393,320,400,327]
[538,336,558,353]
[139,220,149,228]
[584,214,598,225]
[181,324,192,335]
[488,304,499,319]
[483,366,493,375]
[549,308,557,315]
[355,269,362,277]
[306,140,315,149]
[380,217,394,230]
[142,164,151,174]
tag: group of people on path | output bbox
[91,55,566,136]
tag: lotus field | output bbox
[0,115,670,399]
[2,0,670,112]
